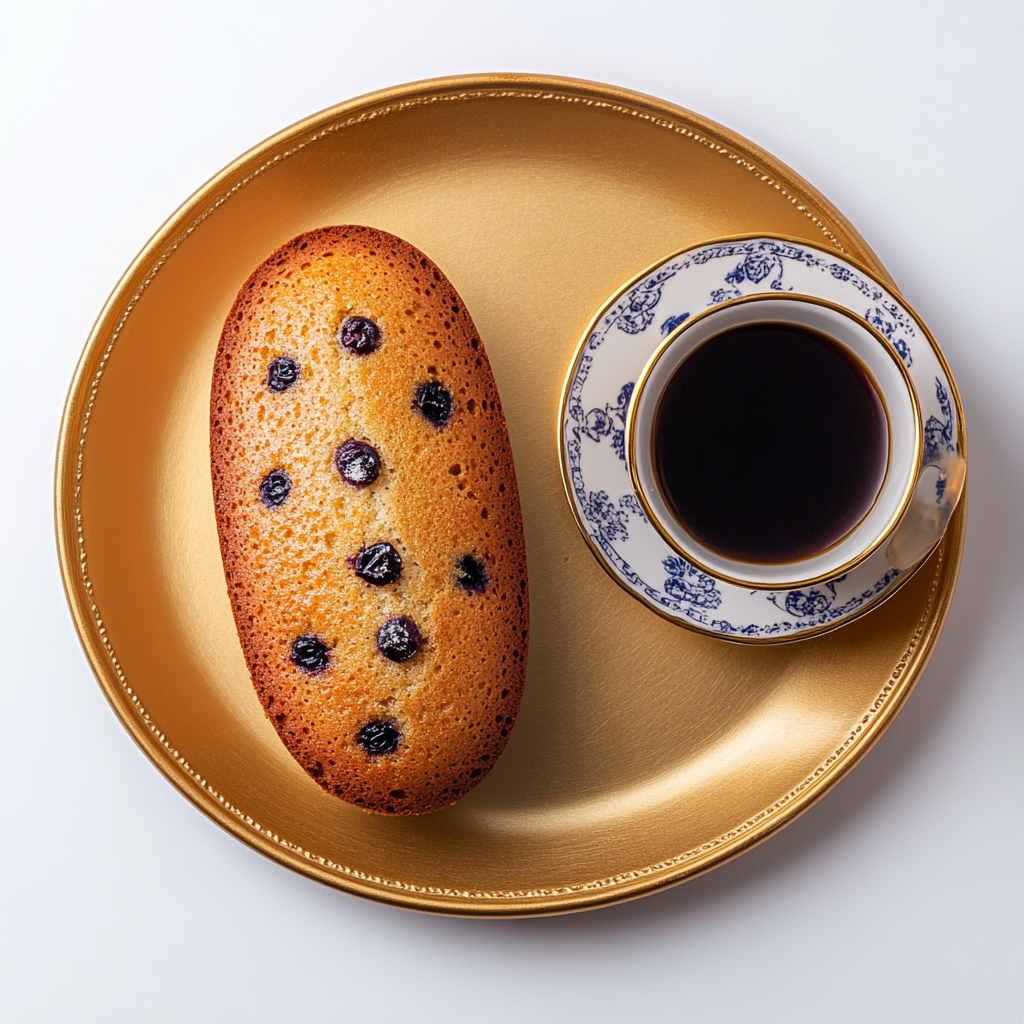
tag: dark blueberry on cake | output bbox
[266,356,299,392]
[376,616,421,662]
[413,381,453,426]
[259,469,292,508]
[338,316,380,355]
[455,554,488,594]
[291,634,329,673]
[334,439,381,487]
[356,719,402,756]
[353,543,403,585]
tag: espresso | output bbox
[652,322,888,565]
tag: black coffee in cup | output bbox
[652,322,888,565]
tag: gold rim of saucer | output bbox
[625,291,923,591]
[56,76,966,915]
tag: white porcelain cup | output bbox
[626,293,931,590]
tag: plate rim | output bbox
[54,73,966,916]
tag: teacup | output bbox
[626,293,964,590]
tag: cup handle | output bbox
[886,448,966,572]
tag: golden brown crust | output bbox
[210,226,528,815]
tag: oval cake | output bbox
[210,226,529,815]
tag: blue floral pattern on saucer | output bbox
[561,237,959,640]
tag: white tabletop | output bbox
[2,2,1022,1020]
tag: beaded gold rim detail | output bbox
[57,75,954,912]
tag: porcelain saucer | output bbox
[559,235,960,642]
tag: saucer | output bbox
[560,235,961,642]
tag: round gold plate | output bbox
[56,74,964,916]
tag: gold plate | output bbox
[56,74,964,916]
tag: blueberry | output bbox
[259,469,292,508]
[413,381,453,427]
[266,356,299,392]
[455,554,488,594]
[356,719,402,756]
[291,634,329,674]
[353,543,403,585]
[376,616,421,662]
[334,439,381,487]
[338,316,380,355]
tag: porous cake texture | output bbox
[211,226,528,815]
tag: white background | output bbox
[2,2,1022,1021]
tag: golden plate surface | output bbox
[56,74,964,916]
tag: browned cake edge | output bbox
[211,226,529,814]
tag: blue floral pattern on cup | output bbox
[561,237,959,640]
